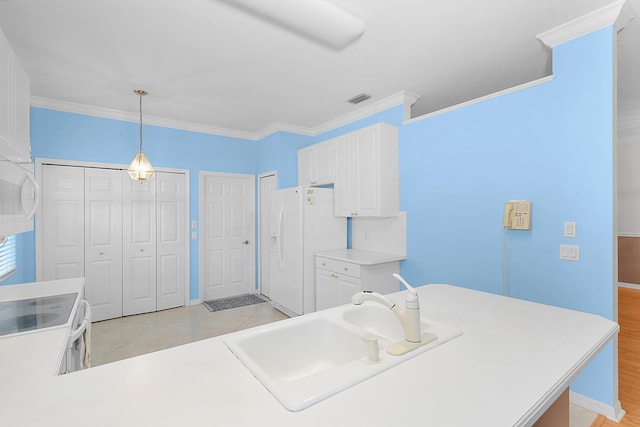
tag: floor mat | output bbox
[203,294,267,312]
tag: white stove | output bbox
[0,292,78,336]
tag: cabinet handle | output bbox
[99,252,104,256]
[343,267,348,271]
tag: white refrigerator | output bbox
[269,186,346,316]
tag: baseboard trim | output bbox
[570,391,625,422]
[189,299,202,306]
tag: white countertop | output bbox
[0,278,85,380]
[0,284,617,427]
[315,249,406,265]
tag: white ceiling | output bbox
[0,0,635,139]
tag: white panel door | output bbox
[259,173,277,297]
[85,168,123,322]
[41,165,85,280]
[156,172,186,310]
[201,172,254,301]
[122,173,156,316]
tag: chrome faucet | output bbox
[351,273,422,344]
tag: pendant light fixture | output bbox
[127,89,154,182]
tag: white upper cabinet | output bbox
[0,28,31,163]
[298,139,336,186]
[334,123,399,217]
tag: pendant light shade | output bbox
[128,89,154,182]
[128,151,154,181]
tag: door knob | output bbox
[242,240,250,245]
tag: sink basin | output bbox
[231,317,367,382]
[224,302,462,411]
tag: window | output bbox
[0,235,17,282]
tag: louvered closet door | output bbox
[122,173,157,316]
[85,168,123,321]
[156,172,186,310]
[41,165,85,280]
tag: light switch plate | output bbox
[564,222,576,238]
[560,244,580,261]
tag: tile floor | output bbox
[89,299,598,426]
[90,300,287,366]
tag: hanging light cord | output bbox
[138,92,143,153]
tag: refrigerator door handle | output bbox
[277,208,284,269]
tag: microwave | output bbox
[0,160,39,236]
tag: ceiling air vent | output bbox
[347,93,371,104]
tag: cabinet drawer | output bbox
[315,257,361,278]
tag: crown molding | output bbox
[30,96,257,140]
[537,0,627,47]
[32,90,420,141]
[405,76,554,125]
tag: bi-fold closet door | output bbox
[40,164,186,322]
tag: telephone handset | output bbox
[503,200,531,230]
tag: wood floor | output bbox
[591,287,640,427]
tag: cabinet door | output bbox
[315,268,334,311]
[11,58,30,161]
[85,168,123,322]
[156,172,186,310]
[298,141,336,186]
[0,32,10,148]
[298,146,313,186]
[352,126,379,216]
[122,173,156,316]
[314,140,335,185]
[335,274,360,306]
[334,134,354,216]
[41,165,85,281]
[0,34,30,162]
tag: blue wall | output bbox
[26,109,258,299]
[403,28,613,404]
[8,25,616,406]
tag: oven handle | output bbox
[68,299,91,344]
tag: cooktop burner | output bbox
[0,293,78,336]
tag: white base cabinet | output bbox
[315,255,400,311]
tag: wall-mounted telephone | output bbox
[503,200,531,230]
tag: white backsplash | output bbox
[351,212,406,256]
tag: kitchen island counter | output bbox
[0,284,618,426]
